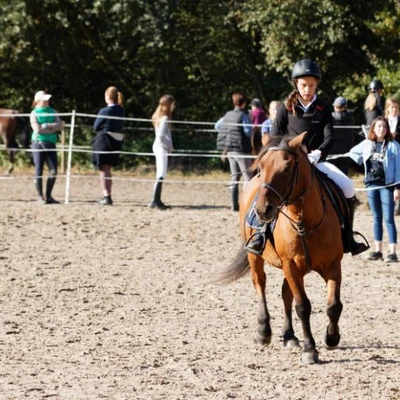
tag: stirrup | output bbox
[351,231,370,256]
[244,232,266,256]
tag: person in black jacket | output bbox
[92,86,125,205]
[364,80,385,126]
[330,96,356,175]
[245,59,369,256]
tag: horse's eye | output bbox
[284,165,292,174]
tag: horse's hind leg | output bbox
[322,267,343,349]
[249,254,272,345]
[281,278,300,349]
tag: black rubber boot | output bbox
[231,186,239,211]
[346,196,369,256]
[148,178,169,210]
[45,176,56,199]
[244,223,267,255]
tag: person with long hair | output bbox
[92,86,125,206]
[245,59,369,256]
[30,90,63,204]
[349,116,400,262]
[364,80,385,126]
[148,94,175,210]
[385,97,400,141]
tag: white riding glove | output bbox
[308,149,322,165]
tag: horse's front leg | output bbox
[284,264,318,364]
[249,253,271,345]
[322,266,343,349]
[281,278,300,349]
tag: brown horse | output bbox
[219,132,344,364]
[0,108,31,174]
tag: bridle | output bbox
[259,146,314,208]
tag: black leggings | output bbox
[32,141,58,197]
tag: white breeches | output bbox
[153,144,168,179]
[316,161,355,198]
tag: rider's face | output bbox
[296,77,318,105]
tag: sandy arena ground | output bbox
[0,172,399,400]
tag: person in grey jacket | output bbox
[349,116,400,262]
[215,92,252,211]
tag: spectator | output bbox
[385,98,400,141]
[148,94,175,210]
[30,90,63,204]
[330,96,356,175]
[349,116,400,262]
[261,100,280,145]
[216,92,252,211]
[364,79,385,126]
[92,86,125,206]
[249,98,267,154]
[385,98,400,215]
[245,59,368,256]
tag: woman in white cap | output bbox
[30,90,62,204]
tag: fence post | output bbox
[64,110,76,204]
[60,121,66,174]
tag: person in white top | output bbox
[148,95,175,210]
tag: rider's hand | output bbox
[308,149,322,165]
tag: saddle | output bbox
[245,169,349,253]
[314,168,348,230]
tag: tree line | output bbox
[0,0,399,169]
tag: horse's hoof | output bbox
[322,329,340,350]
[301,350,319,364]
[285,338,301,350]
[257,335,272,346]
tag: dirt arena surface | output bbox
[0,173,399,399]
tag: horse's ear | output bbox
[288,132,308,150]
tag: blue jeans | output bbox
[367,184,397,244]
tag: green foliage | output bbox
[0,0,399,171]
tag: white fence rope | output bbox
[0,110,397,202]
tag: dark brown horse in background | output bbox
[219,132,344,364]
[0,109,31,174]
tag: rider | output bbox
[244,59,369,256]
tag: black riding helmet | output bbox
[369,79,384,91]
[291,59,322,80]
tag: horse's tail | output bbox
[215,243,250,285]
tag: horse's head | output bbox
[254,132,311,222]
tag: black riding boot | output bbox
[148,178,169,210]
[35,177,44,202]
[231,186,239,211]
[244,222,268,255]
[346,196,369,255]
